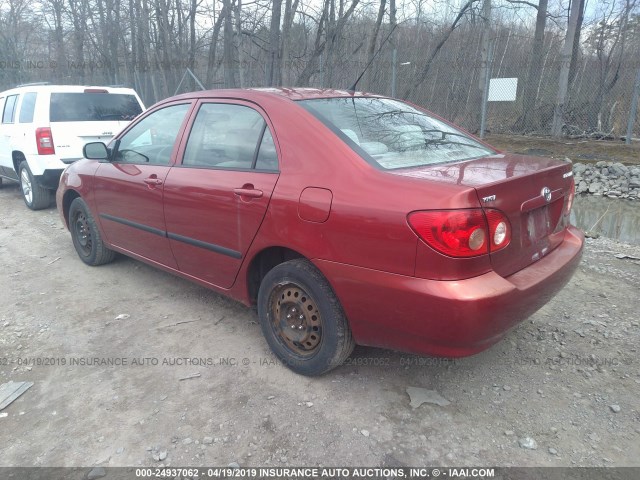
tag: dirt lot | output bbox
[485,134,640,166]
[1,181,639,468]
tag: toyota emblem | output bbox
[541,187,552,203]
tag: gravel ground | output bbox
[0,181,639,468]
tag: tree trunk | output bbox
[266,0,282,86]
[517,0,548,132]
[365,0,386,91]
[280,0,299,86]
[205,4,226,87]
[222,0,238,87]
[551,0,584,137]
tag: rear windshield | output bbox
[299,97,494,170]
[50,92,142,122]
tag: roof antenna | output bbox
[347,24,398,93]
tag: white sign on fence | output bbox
[488,77,518,102]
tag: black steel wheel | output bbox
[257,259,354,376]
[69,197,116,266]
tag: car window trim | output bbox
[250,122,269,169]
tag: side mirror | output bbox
[83,142,110,160]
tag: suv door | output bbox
[163,101,280,289]
[0,94,19,176]
[93,102,192,268]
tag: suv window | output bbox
[50,92,142,122]
[113,103,190,165]
[2,95,18,124]
[19,92,37,123]
[182,103,277,170]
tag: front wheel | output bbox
[19,162,52,210]
[69,197,116,266]
[257,259,355,376]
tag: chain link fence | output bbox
[3,33,639,144]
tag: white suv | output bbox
[0,83,145,209]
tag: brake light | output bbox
[485,209,511,251]
[408,209,511,258]
[35,127,55,155]
[84,88,108,93]
[564,180,575,216]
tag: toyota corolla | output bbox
[57,88,584,376]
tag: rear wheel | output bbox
[19,161,52,210]
[257,259,355,376]
[69,197,116,266]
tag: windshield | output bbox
[50,92,143,122]
[299,97,494,170]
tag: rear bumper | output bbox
[315,225,584,357]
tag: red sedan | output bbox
[57,88,584,376]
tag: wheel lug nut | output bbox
[299,315,304,320]
[290,325,296,329]
[298,325,303,330]
[286,314,292,319]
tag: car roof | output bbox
[169,87,383,104]
[0,84,140,96]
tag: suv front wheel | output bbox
[19,161,53,210]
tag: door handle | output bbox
[143,176,163,186]
[233,186,263,199]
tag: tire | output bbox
[257,259,355,376]
[19,161,53,210]
[68,197,116,266]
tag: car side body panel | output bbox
[57,88,584,361]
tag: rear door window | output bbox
[50,92,142,122]
[182,103,277,170]
[19,92,37,123]
[2,95,18,124]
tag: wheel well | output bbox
[247,247,304,304]
[12,151,25,172]
[62,190,81,226]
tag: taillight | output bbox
[564,180,575,216]
[408,209,511,258]
[35,127,55,155]
[485,209,511,251]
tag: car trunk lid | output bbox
[392,153,574,277]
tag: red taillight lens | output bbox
[408,209,510,258]
[485,209,511,252]
[564,180,575,216]
[35,127,55,155]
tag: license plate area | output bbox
[526,205,551,242]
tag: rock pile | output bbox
[573,162,640,200]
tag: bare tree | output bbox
[513,0,548,132]
[551,0,584,137]
[402,0,479,99]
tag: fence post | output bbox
[479,41,494,139]
[625,67,640,145]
